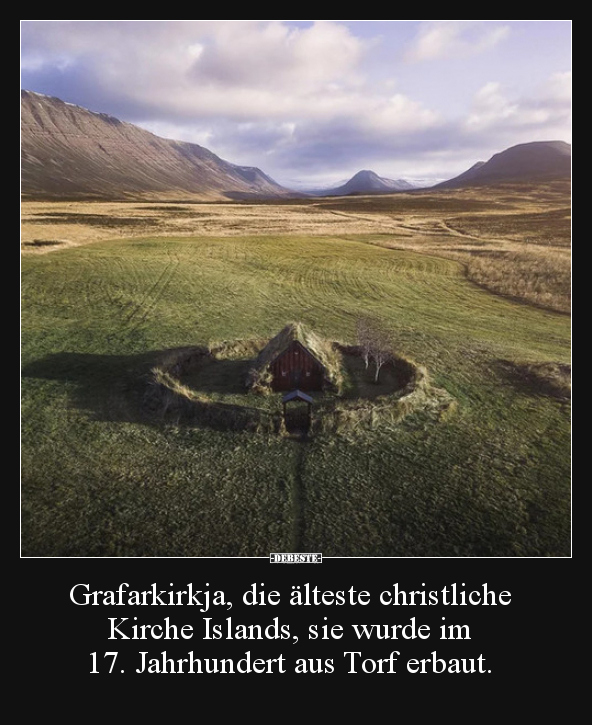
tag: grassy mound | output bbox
[146,337,453,436]
[146,343,283,434]
[314,345,455,434]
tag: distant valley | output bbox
[21,90,571,201]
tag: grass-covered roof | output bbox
[247,322,342,392]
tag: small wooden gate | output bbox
[282,390,313,434]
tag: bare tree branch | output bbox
[356,316,373,370]
[357,317,393,384]
[372,342,392,383]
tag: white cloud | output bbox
[541,71,572,105]
[364,93,440,133]
[465,82,519,129]
[22,21,443,140]
[192,21,364,91]
[22,21,369,122]
[464,73,571,151]
[406,21,510,62]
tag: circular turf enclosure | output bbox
[145,333,455,436]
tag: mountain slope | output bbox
[309,170,414,196]
[436,141,571,189]
[21,90,289,200]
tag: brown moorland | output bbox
[21,178,571,314]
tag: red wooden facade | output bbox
[269,341,325,392]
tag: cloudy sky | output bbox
[21,20,571,187]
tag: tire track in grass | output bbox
[124,259,174,325]
[116,246,181,337]
[128,257,180,334]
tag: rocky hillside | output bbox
[436,141,571,189]
[21,90,289,200]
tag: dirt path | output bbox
[289,439,309,552]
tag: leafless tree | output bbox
[356,316,373,370]
[357,316,393,383]
[370,332,392,383]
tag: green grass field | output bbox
[21,233,571,556]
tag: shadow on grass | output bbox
[496,359,571,400]
[22,351,161,425]
[21,350,268,432]
[179,357,252,395]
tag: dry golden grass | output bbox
[464,248,571,313]
[337,183,571,314]
[21,180,571,313]
[19,199,384,252]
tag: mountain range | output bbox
[21,90,571,200]
[20,90,289,200]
